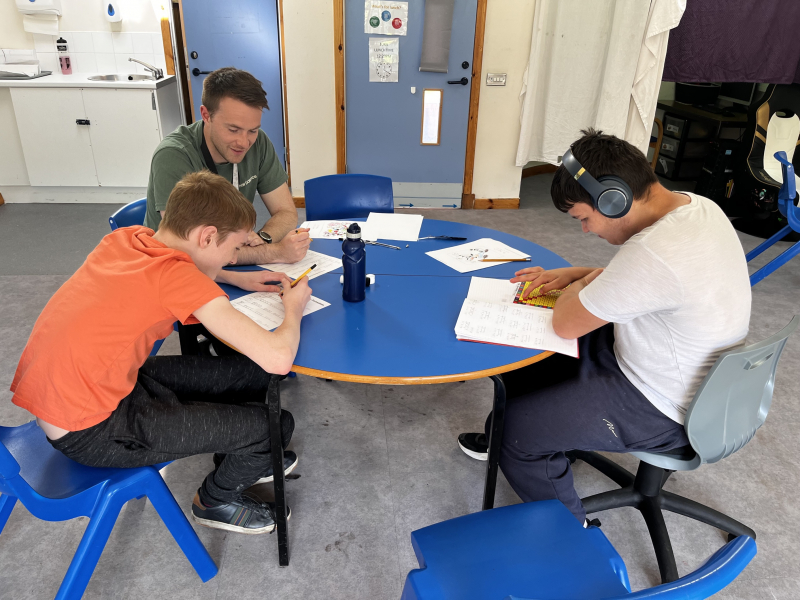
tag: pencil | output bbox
[480,258,531,262]
[296,228,313,242]
[290,264,316,287]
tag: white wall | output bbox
[0,0,163,50]
[471,0,536,200]
[281,0,338,198]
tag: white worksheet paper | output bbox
[258,250,342,280]
[454,298,578,358]
[365,212,424,241]
[426,238,530,273]
[466,277,518,303]
[231,292,330,331]
[299,220,378,242]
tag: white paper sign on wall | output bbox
[369,37,399,82]
[364,1,408,36]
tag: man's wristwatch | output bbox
[258,231,273,244]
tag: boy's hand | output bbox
[511,267,590,300]
[274,228,311,264]
[281,276,312,317]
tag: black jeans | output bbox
[487,324,689,522]
[49,355,294,505]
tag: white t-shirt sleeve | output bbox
[579,241,684,324]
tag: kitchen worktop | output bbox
[0,73,176,90]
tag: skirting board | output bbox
[474,198,519,209]
[294,197,305,208]
[0,186,147,204]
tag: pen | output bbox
[480,258,531,262]
[418,236,467,241]
[290,264,316,287]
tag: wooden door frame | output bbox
[172,0,292,187]
[333,0,488,208]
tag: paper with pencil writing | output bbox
[454,277,578,357]
[231,292,330,332]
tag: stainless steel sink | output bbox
[87,74,154,82]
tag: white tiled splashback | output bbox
[31,32,168,76]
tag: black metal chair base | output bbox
[569,450,755,584]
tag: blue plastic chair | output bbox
[303,174,394,221]
[746,151,800,285]
[108,198,172,356]
[108,198,148,231]
[401,500,756,600]
[0,421,217,599]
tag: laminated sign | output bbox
[364,1,408,36]
[369,37,399,82]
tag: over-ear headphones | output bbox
[561,148,634,219]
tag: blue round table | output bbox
[220,218,570,565]
[222,219,571,383]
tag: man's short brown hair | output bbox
[160,171,256,242]
[201,67,269,115]
[551,128,657,212]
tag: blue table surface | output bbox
[221,219,570,381]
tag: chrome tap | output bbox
[128,58,163,80]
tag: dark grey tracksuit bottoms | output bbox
[487,324,689,522]
[49,355,294,505]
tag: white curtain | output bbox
[516,0,685,166]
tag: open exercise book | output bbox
[454,277,578,358]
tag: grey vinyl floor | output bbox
[1,175,798,599]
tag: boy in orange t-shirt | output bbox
[10,171,311,534]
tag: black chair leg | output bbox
[570,450,636,488]
[640,497,679,584]
[582,488,642,514]
[660,491,756,540]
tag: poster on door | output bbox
[364,1,408,36]
[369,37,399,82]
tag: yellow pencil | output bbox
[480,258,531,262]
[290,263,317,287]
[296,228,313,242]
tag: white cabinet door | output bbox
[82,88,162,187]
[10,88,98,186]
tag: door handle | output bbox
[192,68,212,77]
[76,119,90,125]
[447,77,469,85]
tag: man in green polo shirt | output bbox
[144,67,309,266]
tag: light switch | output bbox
[486,73,507,86]
[411,86,416,94]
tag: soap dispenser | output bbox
[104,0,123,22]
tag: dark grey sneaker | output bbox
[212,451,298,484]
[458,432,488,461]
[191,491,291,535]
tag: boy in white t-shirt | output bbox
[457,129,751,523]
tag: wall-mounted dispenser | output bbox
[15,0,62,34]
[104,1,123,23]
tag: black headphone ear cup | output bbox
[596,176,634,218]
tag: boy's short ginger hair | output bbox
[160,171,256,242]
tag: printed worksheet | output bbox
[454,298,578,358]
[231,292,330,331]
[299,220,378,241]
[466,277,518,303]
[427,238,530,273]
[259,250,342,280]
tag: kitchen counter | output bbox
[0,73,176,90]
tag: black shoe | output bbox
[212,451,298,484]
[191,491,290,535]
[458,432,488,461]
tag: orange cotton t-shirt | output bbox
[10,226,226,431]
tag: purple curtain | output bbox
[663,0,800,84]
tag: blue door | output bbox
[346,0,478,208]
[181,0,286,168]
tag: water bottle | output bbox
[342,223,366,303]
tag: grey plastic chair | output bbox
[569,315,799,585]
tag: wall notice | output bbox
[369,37,399,82]
[364,1,408,36]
